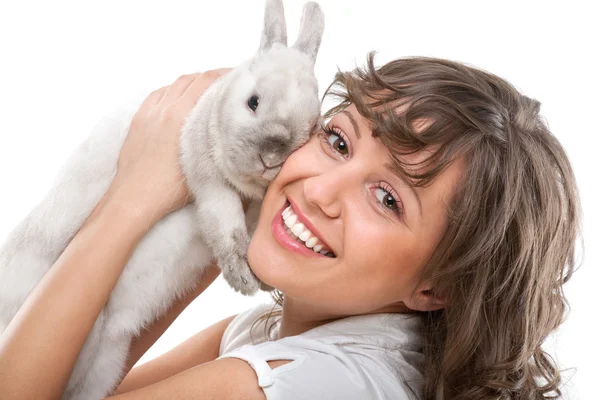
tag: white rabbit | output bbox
[0,0,324,398]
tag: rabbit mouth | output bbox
[259,154,284,169]
[259,155,284,180]
[261,165,282,181]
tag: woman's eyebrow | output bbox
[341,110,361,138]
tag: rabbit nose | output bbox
[260,136,288,153]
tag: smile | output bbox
[282,205,335,257]
[270,200,336,258]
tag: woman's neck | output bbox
[276,295,413,340]
[276,297,339,339]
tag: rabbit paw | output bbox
[259,281,275,292]
[219,230,260,295]
[220,251,260,295]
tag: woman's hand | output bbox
[107,68,232,224]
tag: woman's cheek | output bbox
[278,137,323,183]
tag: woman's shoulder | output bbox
[219,301,425,399]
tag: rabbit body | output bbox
[0,0,324,398]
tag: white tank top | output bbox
[217,301,425,399]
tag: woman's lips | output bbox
[271,201,328,258]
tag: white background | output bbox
[0,0,597,398]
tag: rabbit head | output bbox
[216,0,325,192]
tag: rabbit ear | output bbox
[259,0,288,50]
[292,2,325,64]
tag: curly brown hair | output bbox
[252,52,581,399]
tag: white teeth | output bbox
[299,230,311,241]
[284,214,297,228]
[281,203,334,257]
[282,206,292,219]
[291,223,305,237]
[305,236,318,248]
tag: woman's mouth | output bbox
[271,201,336,258]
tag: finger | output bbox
[178,68,233,112]
[209,67,233,76]
[157,74,197,108]
[132,85,168,122]
[142,86,169,109]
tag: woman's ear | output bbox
[404,283,448,312]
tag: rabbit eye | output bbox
[247,95,260,112]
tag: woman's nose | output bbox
[302,168,350,219]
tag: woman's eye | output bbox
[327,133,348,155]
[374,186,402,214]
[323,126,349,156]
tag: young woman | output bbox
[0,54,579,399]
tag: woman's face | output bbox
[248,104,464,317]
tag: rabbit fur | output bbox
[0,0,324,398]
